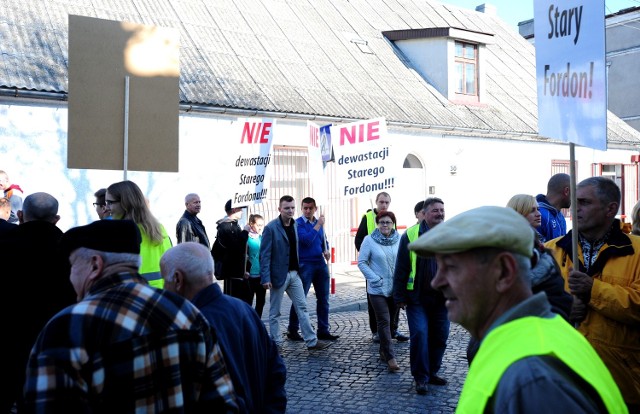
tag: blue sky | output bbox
[441,0,640,28]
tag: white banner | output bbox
[331,118,398,199]
[229,118,274,207]
[534,0,607,150]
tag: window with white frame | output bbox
[454,41,477,96]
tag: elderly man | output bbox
[176,193,210,248]
[161,242,287,413]
[1,192,76,413]
[23,220,238,413]
[410,205,626,412]
[546,176,640,411]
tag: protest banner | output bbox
[230,118,274,207]
[331,118,398,199]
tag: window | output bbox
[454,42,477,96]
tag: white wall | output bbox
[1,102,635,259]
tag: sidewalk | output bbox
[256,264,469,413]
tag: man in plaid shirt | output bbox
[23,219,239,413]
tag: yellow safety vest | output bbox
[457,316,627,413]
[406,223,420,291]
[139,224,172,289]
[365,210,376,234]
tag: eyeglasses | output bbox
[378,221,394,226]
[105,200,120,206]
[93,203,105,207]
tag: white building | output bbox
[2,0,640,263]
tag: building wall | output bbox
[606,10,640,132]
[1,102,637,263]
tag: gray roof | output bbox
[1,0,639,147]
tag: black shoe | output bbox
[393,331,409,342]
[428,375,448,386]
[415,381,428,395]
[308,340,332,351]
[318,333,340,340]
[286,331,304,341]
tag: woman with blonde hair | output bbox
[506,194,572,319]
[105,180,172,288]
[468,194,573,364]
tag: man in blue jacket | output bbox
[161,241,287,413]
[287,197,339,341]
[536,173,571,242]
[260,195,331,351]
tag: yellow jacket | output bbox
[545,223,640,405]
[139,224,172,289]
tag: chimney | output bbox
[475,3,497,16]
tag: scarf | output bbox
[244,224,260,239]
[369,228,399,246]
[4,184,23,198]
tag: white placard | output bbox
[331,118,398,199]
[534,0,606,150]
[229,118,274,207]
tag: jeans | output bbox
[405,296,450,382]
[288,261,331,335]
[370,294,396,361]
[269,270,317,347]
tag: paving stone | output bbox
[254,264,470,413]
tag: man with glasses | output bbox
[93,188,109,220]
[393,197,450,395]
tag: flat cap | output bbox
[409,206,534,257]
[60,219,141,257]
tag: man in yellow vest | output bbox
[410,205,626,413]
[354,191,408,343]
[393,197,449,395]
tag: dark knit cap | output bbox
[60,219,141,257]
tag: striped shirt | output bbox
[23,272,238,413]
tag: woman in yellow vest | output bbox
[105,180,172,288]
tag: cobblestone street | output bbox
[257,265,470,413]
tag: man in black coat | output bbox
[0,192,76,412]
[211,199,250,303]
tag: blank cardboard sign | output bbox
[68,15,179,172]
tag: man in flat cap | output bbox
[410,206,625,413]
[23,219,239,413]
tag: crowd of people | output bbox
[1,170,638,413]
